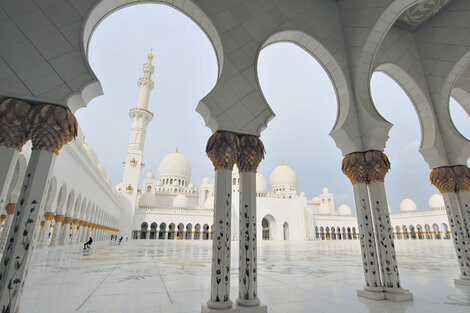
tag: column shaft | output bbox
[0,150,55,311]
[368,182,401,289]
[237,172,260,307]
[0,147,18,210]
[41,220,52,245]
[207,169,233,309]
[443,192,470,279]
[50,221,62,246]
[0,214,14,251]
[352,183,382,289]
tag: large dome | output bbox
[338,203,352,216]
[158,152,191,178]
[270,164,297,187]
[173,194,189,208]
[138,192,157,208]
[256,173,267,193]
[428,193,445,211]
[400,197,417,213]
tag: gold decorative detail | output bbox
[125,185,133,191]
[0,214,6,222]
[342,150,390,184]
[137,189,142,193]
[342,152,369,184]
[0,98,31,151]
[236,135,265,173]
[206,131,240,170]
[176,144,179,153]
[54,214,65,223]
[63,217,73,224]
[364,150,390,183]
[72,219,79,225]
[5,203,16,215]
[430,165,470,193]
[29,104,77,154]
[282,160,284,166]
[40,221,45,227]
[44,212,55,221]
[454,165,470,192]
[130,159,136,164]
[79,220,87,226]
[148,48,153,61]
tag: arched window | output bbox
[147,186,151,192]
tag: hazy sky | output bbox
[75,4,470,214]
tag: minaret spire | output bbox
[120,49,156,213]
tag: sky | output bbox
[75,4,470,214]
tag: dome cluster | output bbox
[400,197,417,213]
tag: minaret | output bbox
[121,49,155,210]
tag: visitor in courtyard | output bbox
[84,237,93,250]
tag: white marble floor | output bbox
[19,240,470,313]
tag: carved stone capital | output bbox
[29,104,77,154]
[236,135,265,173]
[54,214,65,223]
[40,221,45,227]
[206,131,240,170]
[44,212,55,221]
[79,220,87,226]
[431,165,470,193]
[72,219,79,225]
[341,152,369,184]
[364,150,390,183]
[0,214,6,222]
[0,98,31,151]
[5,203,16,215]
[454,165,470,192]
[342,151,390,184]
[63,217,73,224]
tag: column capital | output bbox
[342,150,390,184]
[40,221,45,227]
[237,135,265,173]
[0,215,6,222]
[44,212,55,221]
[29,104,77,154]
[72,219,79,225]
[206,131,240,170]
[431,165,470,193]
[5,203,16,215]
[79,220,87,226]
[63,217,73,224]
[0,98,31,151]
[342,152,369,184]
[54,214,65,223]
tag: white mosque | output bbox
[116,52,451,243]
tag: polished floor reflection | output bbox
[20,240,470,313]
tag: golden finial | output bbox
[176,144,179,153]
[83,136,86,144]
[281,159,284,166]
[148,48,153,61]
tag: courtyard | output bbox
[19,240,470,313]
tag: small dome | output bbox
[256,173,267,193]
[202,177,210,185]
[338,203,352,216]
[173,194,188,208]
[83,143,98,164]
[400,197,417,213]
[188,183,195,189]
[428,193,445,211]
[138,192,157,208]
[203,194,214,209]
[318,201,330,215]
[158,151,191,179]
[270,163,297,187]
[322,187,329,194]
[146,171,155,179]
[311,195,320,204]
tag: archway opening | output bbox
[283,222,289,241]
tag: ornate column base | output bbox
[357,287,413,301]
[454,277,470,287]
[202,303,267,313]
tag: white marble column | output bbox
[0,147,18,211]
[41,220,52,245]
[442,192,470,282]
[61,217,73,245]
[0,206,15,251]
[457,191,470,243]
[205,169,233,310]
[36,221,45,244]
[49,215,64,246]
[369,182,412,301]
[0,149,56,312]
[352,183,382,297]
[237,171,264,308]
